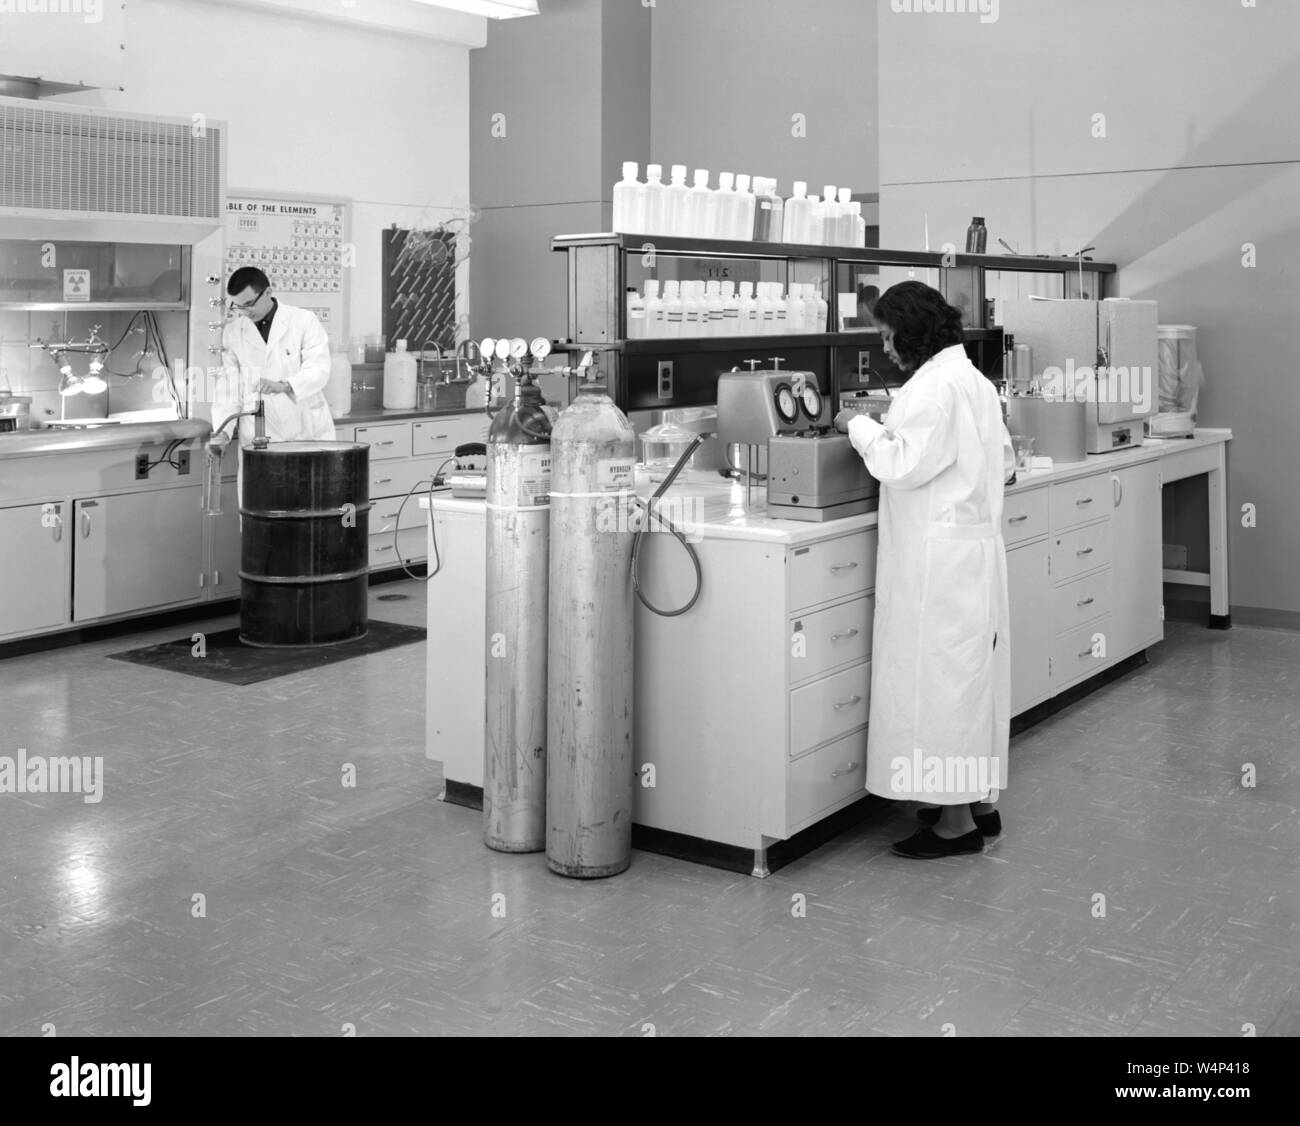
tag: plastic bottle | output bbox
[805,194,824,245]
[626,285,646,340]
[756,283,775,335]
[965,217,988,254]
[838,187,855,246]
[720,280,740,337]
[704,279,725,336]
[643,163,668,235]
[849,201,866,247]
[810,285,829,333]
[681,280,702,337]
[665,165,691,237]
[771,283,789,335]
[688,169,717,239]
[382,339,417,409]
[783,181,810,244]
[327,340,352,417]
[820,185,839,247]
[613,162,645,234]
[714,173,737,241]
[642,278,663,339]
[733,174,756,242]
[785,284,805,335]
[737,281,758,335]
[662,279,684,338]
[753,177,784,241]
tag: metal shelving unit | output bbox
[551,233,1115,412]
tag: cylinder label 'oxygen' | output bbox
[517,448,551,508]
[596,457,636,492]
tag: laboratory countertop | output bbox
[334,405,487,425]
[422,429,1232,546]
[0,419,212,459]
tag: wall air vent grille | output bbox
[0,102,223,219]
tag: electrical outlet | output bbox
[135,453,149,480]
[657,360,674,399]
[176,449,190,475]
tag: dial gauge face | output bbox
[494,338,512,361]
[774,383,798,426]
[479,337,497,359]
[530,337,552,361]
[509,337,528,360]
[800,383,823,422]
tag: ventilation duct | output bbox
[0,95,226,244]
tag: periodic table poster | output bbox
[224,192,350,344]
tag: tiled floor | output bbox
[1,582,1297,1036]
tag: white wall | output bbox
[878,0,1300,620]
[44,0,472,341]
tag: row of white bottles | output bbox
[781,182,867,247]
[613,163,866,247]
[627,279,828,340]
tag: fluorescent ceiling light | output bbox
[408,0,539,18]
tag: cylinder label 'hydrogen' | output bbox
[595,457,636,491]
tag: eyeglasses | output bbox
[228,289,268,311]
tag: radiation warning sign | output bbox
[63,269,91,301]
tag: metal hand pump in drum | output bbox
[484,342,554,852]
[205,398,267,516]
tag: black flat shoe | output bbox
[891,826,984,859]
[916,805,1002,836]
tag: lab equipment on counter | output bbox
[326,341,352,418]
[1011,435,1035,472]
[364,334,386,364]
[1148,324,1202,439]
[1002,298,1156,453]
[382,340,417,410]
[547,377,636,878]
[485,367,553,854]
[966,217,988,254]
[716,362,879,520]
[0,390,32,432]
[1006,396,1087,463]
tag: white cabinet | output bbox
[1108,461,1164,661]
[205,479,242,600]
[0,502,68,638]
[72,487,204,621]
[1007,537,1052,714]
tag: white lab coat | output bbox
[213,300,336,450]
[846,344,1014,804]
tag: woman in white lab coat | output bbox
[835,281,1014,859]
[209,267,335,499]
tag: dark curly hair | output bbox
[872,281,965,372]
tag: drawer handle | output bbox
[1076,596,1095,607]
[1077,647,1098,659]
[833,695,863,711]
[376,440,396,447]
[1075,497,1094,507]
[829,562,859,574]
[830,629,860,642]
[376,545,394,553]
[1076,547,1094,557]
[1008,515,1029,524]
[377,477,393,485]
[830,761,861,779]
[434,433,449,440]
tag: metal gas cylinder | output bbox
[545,380,637,878]
[484,380,553,852]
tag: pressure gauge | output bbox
[509,337,528,360]
[774,382,799,426]
[494,338,512,361]
[530,337,552,362]
[800,383,823,422]
[480,337,496,360]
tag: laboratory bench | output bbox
[423,429,1232,878]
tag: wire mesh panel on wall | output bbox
[382,227,457,352]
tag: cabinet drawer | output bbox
[355,422,411,460]
[1052,615,1112,688]
[789,530,877,612]
[790,662,870,758]
[787,728,868,831]
[1002,487,1049,546]
[370,494,427,534]
[1051,474,1112,531]
[1053,569,1112,635]
[413,414,489,458]
[369,457,446,500]
[789,594,873,684]
[334,425,355,443]
[1051,519,1111,584]
[370,526,426,568]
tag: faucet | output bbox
[420,337,445,384]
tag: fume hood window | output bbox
[0,240,185,305]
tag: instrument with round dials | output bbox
[774,382,799,426]
[529,337,552,362]
[479,337,497,361]
[800,382,823,423]
[494,338,513,362]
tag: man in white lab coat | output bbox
[209,267,335,497]
[835,281,1014,860]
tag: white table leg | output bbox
[1207,446,1230,626]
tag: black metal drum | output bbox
[239,441,371,647]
